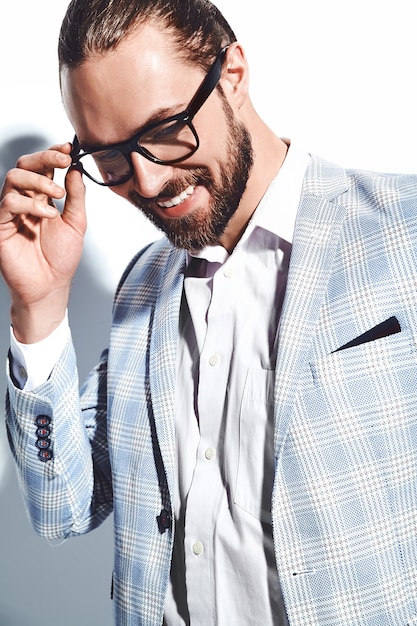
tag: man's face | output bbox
[131,94,253,250]
[61,24,253,251]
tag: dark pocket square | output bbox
[333,316,401,353]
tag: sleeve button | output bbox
[36,438,51,450]
[36,427,51,438]
[38,449,53,462]
[35,415,51,427]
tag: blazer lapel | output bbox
[148,247,186,499]
[274,156,351,455]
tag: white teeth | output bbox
[158,185,195,208]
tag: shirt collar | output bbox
[250,139,310,244]
[187,139,310,265]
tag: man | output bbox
[2,0,417,624]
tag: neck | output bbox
[220,120,289,252]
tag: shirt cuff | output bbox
[9,312,71,391]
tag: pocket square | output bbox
[333,316,401,353]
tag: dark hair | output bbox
[58,0,237,71]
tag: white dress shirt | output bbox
[165,142,310,624]
[10,141,310,625]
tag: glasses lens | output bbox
[80,150,131,185]
[139,119,197,162]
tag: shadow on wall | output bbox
[0,132,114,625]
[0,134,53,180]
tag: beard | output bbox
[128,99,254,251]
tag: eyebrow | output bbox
[79,103,189,152]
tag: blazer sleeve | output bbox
[5,336,113,540]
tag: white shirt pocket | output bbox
[234,368,276,522]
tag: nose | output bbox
[130,151,173,198]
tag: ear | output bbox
[221,42,249,109]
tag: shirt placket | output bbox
[184,257,237,623]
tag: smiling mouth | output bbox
[157,185,195,208]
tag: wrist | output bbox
[10,289,70,344]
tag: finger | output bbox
[15,149,72,178]
[61,166,87,234]
[48,142,73,154]
[2,168,65,201]
[0,191,59,224]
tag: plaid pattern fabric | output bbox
[6,240,187,626]
[273,158,417,625]
[6,155,417,625]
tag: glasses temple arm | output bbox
[186,46,229,119]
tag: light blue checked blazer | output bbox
[6,155,417,625]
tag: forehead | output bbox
[61,23,201,145]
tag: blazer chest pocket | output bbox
[309,327,417,405]
[332,316,401,353]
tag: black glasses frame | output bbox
[70,45,230,186]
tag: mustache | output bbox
[129,168,210,209]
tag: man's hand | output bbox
[0,142,86,343]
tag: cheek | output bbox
[177,134,227,182]
[198,134,222,160]
[190,99,230,162]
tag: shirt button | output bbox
[223,267,234,278]
[19,366,27,380]
[209,354,219,367]
[192,541,204,556]
[205,447,216,460]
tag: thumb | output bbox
[62,165,87,235]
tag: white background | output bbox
[3,0,416,171]
[0,1,416,624]
[1,0,416,291]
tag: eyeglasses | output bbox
[70,46,229,187]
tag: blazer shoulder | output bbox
[305,154,417,208]
[347,165,417,197]
[114,236,186,304]
[342,166,417,225]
